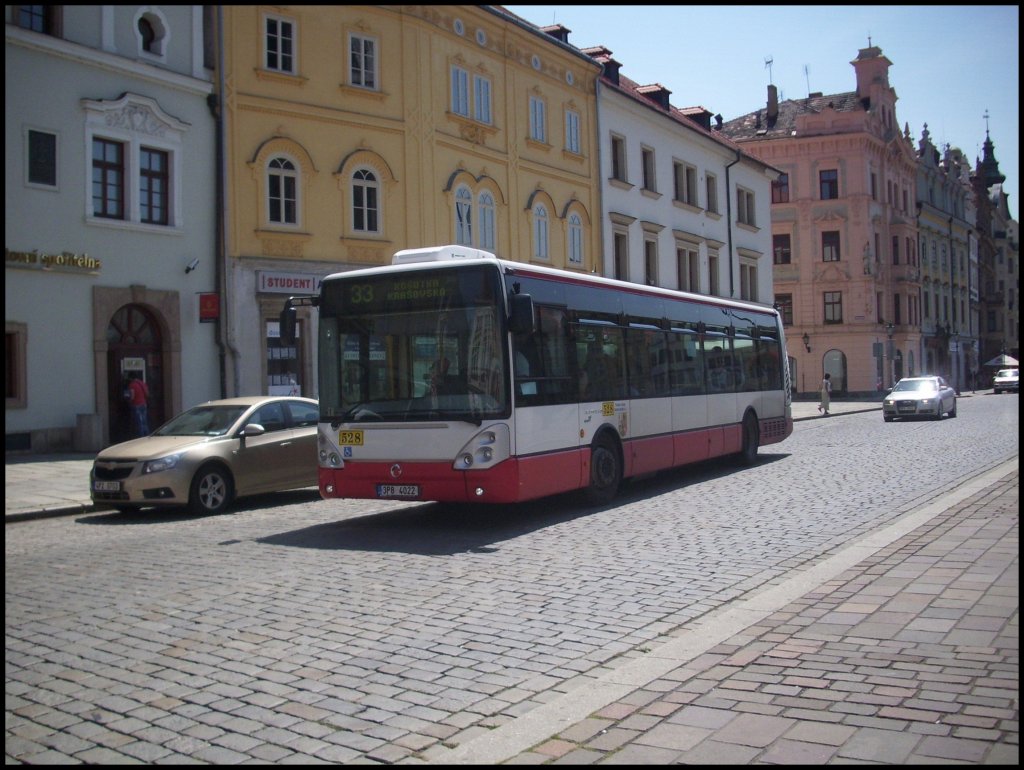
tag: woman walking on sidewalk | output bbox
[817,372,832,415]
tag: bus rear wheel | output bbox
[584,435,622,506]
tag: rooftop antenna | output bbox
[804,64,810,97]
[764,55,774,84]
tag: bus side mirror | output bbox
[508,293,535,334]
[279,305,297,345]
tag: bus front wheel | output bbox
[738,412,760,466]
[584,435,622,506]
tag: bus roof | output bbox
[321,245,779,316]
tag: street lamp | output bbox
[802,333,811,353]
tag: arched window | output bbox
[455,185,473,245]
[568,212,583,265]
[135,10,168,57]
[478,190,495,251]
[138,17,156,52]
[532,203,549,260]
[352,168,379,233]
[268,157,297,225]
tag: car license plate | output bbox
[376,484,419,499]
[93,481,121,492]
[339,430,364,446]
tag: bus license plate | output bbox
[339,430,364,446]
[376,484,419,499]
[93,481,121,492]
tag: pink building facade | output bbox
[722,46,921,395]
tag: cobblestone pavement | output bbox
[464,466,1019,765]
[5,395,1017,764]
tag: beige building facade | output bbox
[214,5,602,397]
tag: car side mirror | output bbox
[241,423,266,437]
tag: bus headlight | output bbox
[453,424,510,471]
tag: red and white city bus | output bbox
[283,245,792,505]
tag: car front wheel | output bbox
[189,464,234,515]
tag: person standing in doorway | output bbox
[817,372,832,416]
[127,374,150,436]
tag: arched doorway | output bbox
[106,304,165,443]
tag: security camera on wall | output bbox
[185,258,200,274]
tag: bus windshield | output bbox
[318,264,509,424]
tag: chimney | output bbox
[767,84,778,126]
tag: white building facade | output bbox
[5,6,219,451]
[584,48,777,305]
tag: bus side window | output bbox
[578,327,626,401]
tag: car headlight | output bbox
[142,454,182,474]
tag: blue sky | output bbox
[504,5,1019,213]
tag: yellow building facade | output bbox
[217,5,602,396]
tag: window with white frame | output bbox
[84,94,186,229]
[568,213,583,265]
[613,229,628,280]
[268,157,298,225]
[478,191,496,250]
[739,259,758,302]
[532,203,549,259]
[705,172,719,213]
[450,65,469,117]
[677,245,698,292]
[821,231,840,262]
[473,74,492,124]
[644,238,658,285]
[565,109,580,154]
[641,146,656,192]
[736,187,756,226]
[708,250,720,295]
[674,161,698,206]
[349,33,377,90]
[139,147,169,225]
[352,168,379,233]
[529,95,547,143]
[92,138,124,219]
[455,185,473,245]
[264,14,296,74]
[611,134,627,182]
[824,291,843,324]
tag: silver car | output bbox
[91,396,319,514]
[882,376,957,422]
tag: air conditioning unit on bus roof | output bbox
[391,245,497,264]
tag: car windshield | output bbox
[153,405,248,436]
[996,369,1018,378]
[892,379,937,393]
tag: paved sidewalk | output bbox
[432,461,1019,764]
[3,400,881,522]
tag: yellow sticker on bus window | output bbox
[339,430,364,446]
[602,402,615,416]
